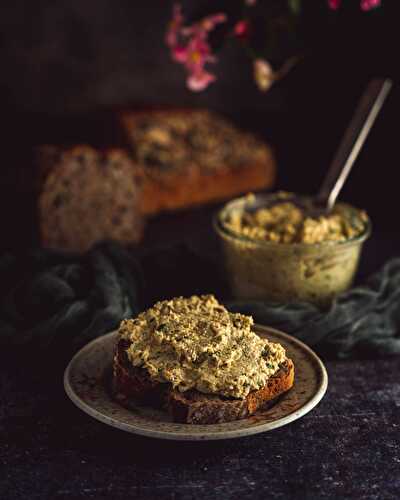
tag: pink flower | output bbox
[253,59,275,92]
[184,37,213,71]
[328,0,341,9]
[165,4,227,92]
[182,34,217,91]
[233,20,251,39]
[360,0,381,11]
[328,0,381,10]
[200,13,227,33]
[245,0,257,5]
[165,4,184,48]
[171,45,188,63]
[181,13,227,40]
[187,70,216,92]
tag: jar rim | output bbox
[214,193,372,249]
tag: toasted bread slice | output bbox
[112,339,168,407]
[112,338,294,424]
[167,360,294,424]
[119,109,276,215]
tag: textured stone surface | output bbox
[1,210,400,499]
[1,355,399,500]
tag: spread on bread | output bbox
[118,295,286,399]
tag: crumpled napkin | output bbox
[228,258,400,358]
[0,242,142,360]
[1,239,400,362]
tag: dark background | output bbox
[0,0,398,251]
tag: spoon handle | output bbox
[316,78,392,211]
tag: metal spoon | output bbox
[258,79,392,218]
[314,78,392,213]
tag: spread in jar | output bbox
[224,193,368,244]
[215,193,371,305]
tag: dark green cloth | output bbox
[0,242,143,360]
[228,258,400,358]
[1,242,400,360]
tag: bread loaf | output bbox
[120,109,276,214]
[37,145,144,252]
[34,109,276,251]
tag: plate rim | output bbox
[64,325,328,441]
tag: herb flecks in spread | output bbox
[225,193,368,244]
[119,295,286,399]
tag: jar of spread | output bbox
[214,192,371,306]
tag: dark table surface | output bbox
[1,213,400,500]
[1,354,399,500]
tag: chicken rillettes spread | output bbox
[225,193,368,244]
[119,295,286,399]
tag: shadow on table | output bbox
[34,388,285,466]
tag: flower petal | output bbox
[254,59,275,92]
[201,13,227,32]
[233,20,250,38]
[327,0,342,9]
[165,3,185,48]
[172,45,188,63]
[166,5,225,92]
[360,0,381,11]
[187,70,216,92]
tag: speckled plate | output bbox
[64,325,328,441]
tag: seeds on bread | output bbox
[119,109,276,214]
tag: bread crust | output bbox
[119,109,276,214]
[112,336,294,424]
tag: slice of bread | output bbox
[37,145,144,252]
[119,109,276,215]
[112,338,294,425]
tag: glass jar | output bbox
[214,193,371,306]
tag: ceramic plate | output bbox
[64,325,328,441]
